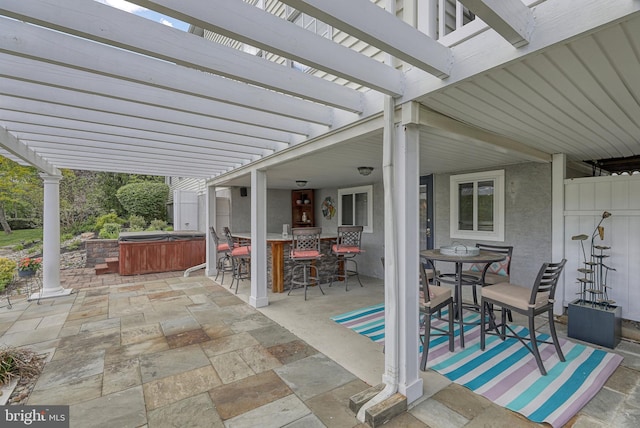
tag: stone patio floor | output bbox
[0,268,638,427]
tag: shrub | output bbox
[0,258,16,292]
[147,219,168,231]
[61,233,73,241]
[128,215,147,231]
[64,216,97,236]
[94,212,124,233]
[116,182,169,223]
[98,223,121,239]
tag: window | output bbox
[338,185,373,233]
[285,7,332,73]
[450,170,504,241]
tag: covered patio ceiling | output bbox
[1,0,640,188]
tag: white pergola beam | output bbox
[32,155,223,178]
[0,126,59,175]
[0,20,332,126]
[0,53,310,136]
[26,142,234,171]
[129,0,404,96]
[417,107,551,162]
[0,80,293,150]
[16,133,255,165]
[0,0,363,113]
[458,0,533,47]
[1,97,293,144]
[278,0,453,78]
[4,120,274,159]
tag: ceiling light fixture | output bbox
[295,180,307,188]
[358,166,374,176]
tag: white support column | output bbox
[552,153,566,314]
[205,184,218,277]
[394,109,423,404]
[35,173,72,300]
[250,169,269,308]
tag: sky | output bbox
[95,0,190,31]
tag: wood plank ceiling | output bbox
[1,0,639,188]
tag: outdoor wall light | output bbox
[295,180,307,188]
[357,166,374,176]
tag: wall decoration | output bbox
[322,196,336,220]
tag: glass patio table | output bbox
[420,249,506,348]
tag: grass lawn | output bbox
[0,228,43,248]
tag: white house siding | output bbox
[564,174,640,321]
[166,177,206,204]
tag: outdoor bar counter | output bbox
[234,232,338,293]
[118,231,205,276]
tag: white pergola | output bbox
[2,0,640,414]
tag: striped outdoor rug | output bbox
[331,304,623,428]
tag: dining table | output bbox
[420,248,506,348]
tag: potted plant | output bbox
[17,257,42,278]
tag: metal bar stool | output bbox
[329,225,364,291]
[289,227,324,300]
[223,227,251,294]
[209,227,233,284]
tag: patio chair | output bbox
[480,259,567,376]
[289,227,324,300]
[419,259,454,371]
[329,225,364,291]
[209,227,233,283]
[462,243,514,306]
[223,227,251,294]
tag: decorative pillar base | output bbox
[31,287,73,301]
[249,295,269,308]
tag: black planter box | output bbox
[567,299,622,349]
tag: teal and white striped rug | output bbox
[331,303,623,428]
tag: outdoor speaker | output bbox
[240,187,248,197]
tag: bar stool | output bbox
[223,227,251,294]
[209,227,233,284]
[329,225,364,291]
[289,227,324,300]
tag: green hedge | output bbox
[116,182,169,223]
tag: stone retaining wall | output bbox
[85,239,119,267]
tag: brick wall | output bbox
[85,239,119,267]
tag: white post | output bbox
[250,169,269,308]
[35,173,72,299]
[205,184,218,277]
[552,153,566,314]
[395,107,423,403]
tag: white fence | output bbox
[563,174,640,321]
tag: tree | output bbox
[0,156,42,234]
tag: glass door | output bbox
[420,175,434,250]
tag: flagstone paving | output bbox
[0,268,638,427]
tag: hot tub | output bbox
[118,231,205,275]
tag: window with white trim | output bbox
[450,170,504,241]
[338,185,373,233]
